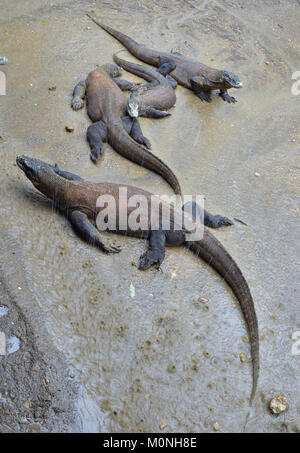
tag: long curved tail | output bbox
[87,14,161,66]
[187,230,259,403]
[108,120,182,197]
[113,53,161,83]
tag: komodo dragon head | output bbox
[16,155,56,190]
[195,70,243,91]
[101,63,123,78]
[220,70,243,89]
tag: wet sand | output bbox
[0,0,299,432]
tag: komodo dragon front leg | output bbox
[86,121,108,164]
[53,164,83,181]
[190,76,213,103]
[183,201,233,229]
[112,77,140,91]
[219,89,237,104]
[70,210,121,254]
[71,80,86,110]
[87,116,151,164]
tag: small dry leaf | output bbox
[160,421,167,430]
[240,353,246,362]
[24,399,31,409]
[129,282,135,298]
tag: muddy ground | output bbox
[0,0,299,433]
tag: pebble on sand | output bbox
[213,422,221,431]
[269,395,288,414]
[65,126,74,133]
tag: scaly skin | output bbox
[113,53,176,118]
[88,15,243,104]
[71,64,182,196]
[16,155,259,404]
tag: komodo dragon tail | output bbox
[187,229,259,403]
[87,14,161,66]
[113,53,161,83]
[108,120,182,197]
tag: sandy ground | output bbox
[0,0,299,433]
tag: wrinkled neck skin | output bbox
[30,168,70,211]
[206,74,226,90]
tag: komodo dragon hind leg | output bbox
[204,211,233,228]
[156,57,177,88]
[121,116,132,134]
[170,50,183,56]
[157,56,176,75]
[166,75,178,89]
[139,231,166,270]
[87,121,107,164]
[71,80,86,111]
[130,118,152,149]
[183,201,233,228]
[70,210,121,254]
[140,107,171,119]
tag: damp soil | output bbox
[0,0,299,433]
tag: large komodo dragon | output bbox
[88,15,243,104]
[113,53,177,118]
[16,155,259,403]
[71,63,181,195]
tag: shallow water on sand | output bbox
[0,0,299,432]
